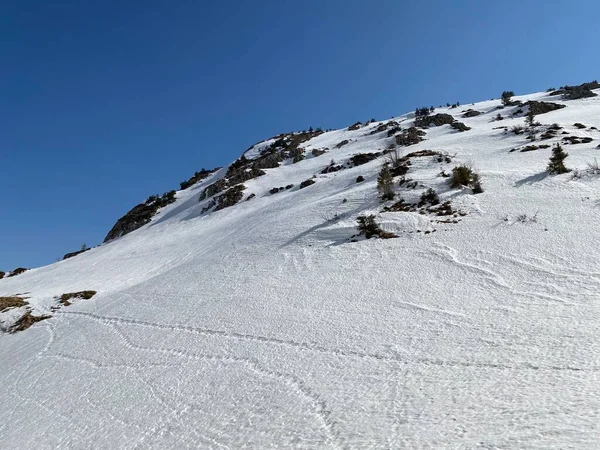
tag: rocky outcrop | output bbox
[550,81,599,100]
[200,130,323,204]
[462,109,482,117]
[395,127,425,146]
[415,113,455,128]
[525,101,566,115]
[7,268,28,277]
[62,248,90,260]
[299,179,316,189]
[179,167,220,190]
[201,185,246,214]
[104,191,176,242]
[451,121,471,132]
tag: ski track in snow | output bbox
[3,90,600,448]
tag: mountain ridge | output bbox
[2,82,600,448]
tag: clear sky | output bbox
[2,0,599,270]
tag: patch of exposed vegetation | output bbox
[350,153,379,166]
[200,130,323,203]
[525,101,566,116]
[415,113,455,128]
[104,190,177,242]
[58,290,97,306]
[547,143,570,174]
[550,81,600,100]
[395,127,425,146]
[450,121,471,132]
[201,185,246,213]
[311,148,328,157]
[7,268,28,278]
[180,167,219,190]
[299,179,316,189]
[368,120,400,136]
[450,165,483,193]
[0,296,28,312]
[462,109,482,118]
[9,311,51,333]
[562,136,593,145]
[356,215,396,239]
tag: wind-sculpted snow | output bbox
[2,89,600,448]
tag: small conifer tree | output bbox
[525,110,535,127]
[356,215,380,238]
[501,90,515,106]
[377,163,395,201]
[547,143,570,174]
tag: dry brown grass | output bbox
[0,296,28,312]
[10,311,51,333]
[59,290,97,306]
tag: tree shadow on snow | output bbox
[514,172,548,188]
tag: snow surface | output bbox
[2,90,600,448]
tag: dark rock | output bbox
[450,121,471,132]
[395,127,425,146]
[350,153,379,166]
[550,81,600,100]
[335,140,350,148]
[202,185,246,214]
[356,175,365,183]
[311,148,328,157]
[180,167,219,190]
[525,101,566,115]
[462,110,482,118]
[7,268,28,277]
[386,126,403,137]
[348,122,362,131]
[104,191,177,242]
[62,248,90,260]
[299,179,316,189]
[285,184,294,190]
[9,311,51,333]
[0,271,4,279]
[368,121,399,136]
[415,113,455,128]
[59,290,97,306]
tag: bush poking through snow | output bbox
[356,215,396,239]
[377,163,395,201]
[419,188,440,206]
[587,159,600,175]
[547,143,570,174]
[356,215,379,238]
[450,165,483,193]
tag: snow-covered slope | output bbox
[2,88,600,448]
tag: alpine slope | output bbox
[2,86,600,449]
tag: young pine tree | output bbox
[501,90,515,106]
[547,143,570,174]
[377,163,395,201]
[525,110,535,127]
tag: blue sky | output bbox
[2,0,600,269]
